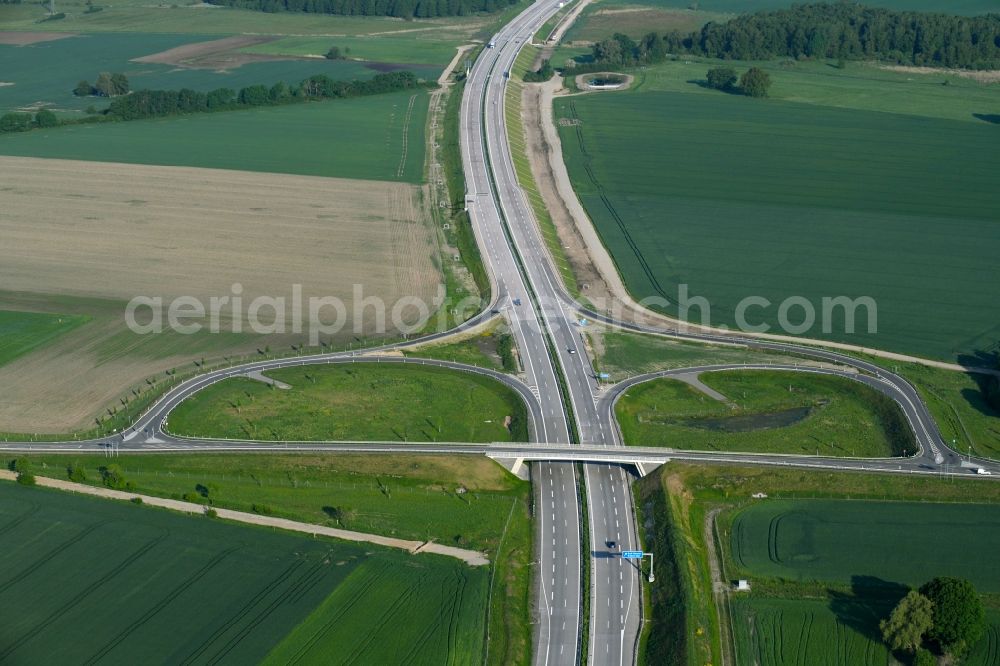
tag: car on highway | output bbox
[568,348,576,354]
[606,540,617,550]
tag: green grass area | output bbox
[0,480,486,664]
[731,499,1000,591]
[0,309,88,367]
[561,3,725,43]
[638,462,1000,666]
[616,370,910,456]
[555,74,1000,361]
[0,32,404,115]
[0,0,483,36]
[591,329,810,380]
[241,34,459,69]
[849,352,1000,459]
[406,323,510,370]
[0,90,428,182]
[20,452,533,664]
[631,57,1000,124]
[167,363,528,442]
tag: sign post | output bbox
[622,551,654,583]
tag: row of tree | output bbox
[107,70,421,121]
[588,3,1000,71]
[881,577,985,663]
[1,71,422,135]
[74,72,130,98]
[0,110,58,134]
[206,0,516,19]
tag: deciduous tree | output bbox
[880,590,934,653]
[740,66,771,98]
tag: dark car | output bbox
[606,540,617,550]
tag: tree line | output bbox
[0,70,422,134]
[587,3,1000,71]
[206,0,516,19]
[109,70,420,120]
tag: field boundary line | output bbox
[0,471,489,566]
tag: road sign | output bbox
[622,551,643,559]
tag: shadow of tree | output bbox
[686,79,741,95]
[828,575,909,644]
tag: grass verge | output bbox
[166,363,529,443]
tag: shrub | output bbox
[252,503,273,515]
[130,496,143,505]
[67,462,87,482]
[35,109,58,128]
[706,66,737,91]
[16,473,36,486]
[204,508,218,518]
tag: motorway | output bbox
[6,1,1000,664]
[460,4,642,663]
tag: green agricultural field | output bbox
[637,462,1000,666]
[0,32,403,115]
[0,309,87,367]
[20,452,534,664]
[0,0,484,36]
[0,481,486,665]
[241,34,459,69]
[730,499,1000,591]
[615,370,910,456]
[167,363,528,442]
[731,596,896,666]
[560,1,725,43]
[556,79,1000,361]
[0,90,428,182]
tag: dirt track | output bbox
[0,471,488,565]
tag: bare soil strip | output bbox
[132,35,292,70]
[0,31,76,46]
[0,471,488,565]
[879,64,1000,83]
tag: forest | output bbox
[206,0,517,19]
[588,3,1000,70]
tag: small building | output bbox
[735,579,751,592]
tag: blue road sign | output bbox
[622,551,643,559]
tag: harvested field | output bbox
[132,34,294,70]
[0,156,438,305]
[0,30,75,45]
[0,156,442,433]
